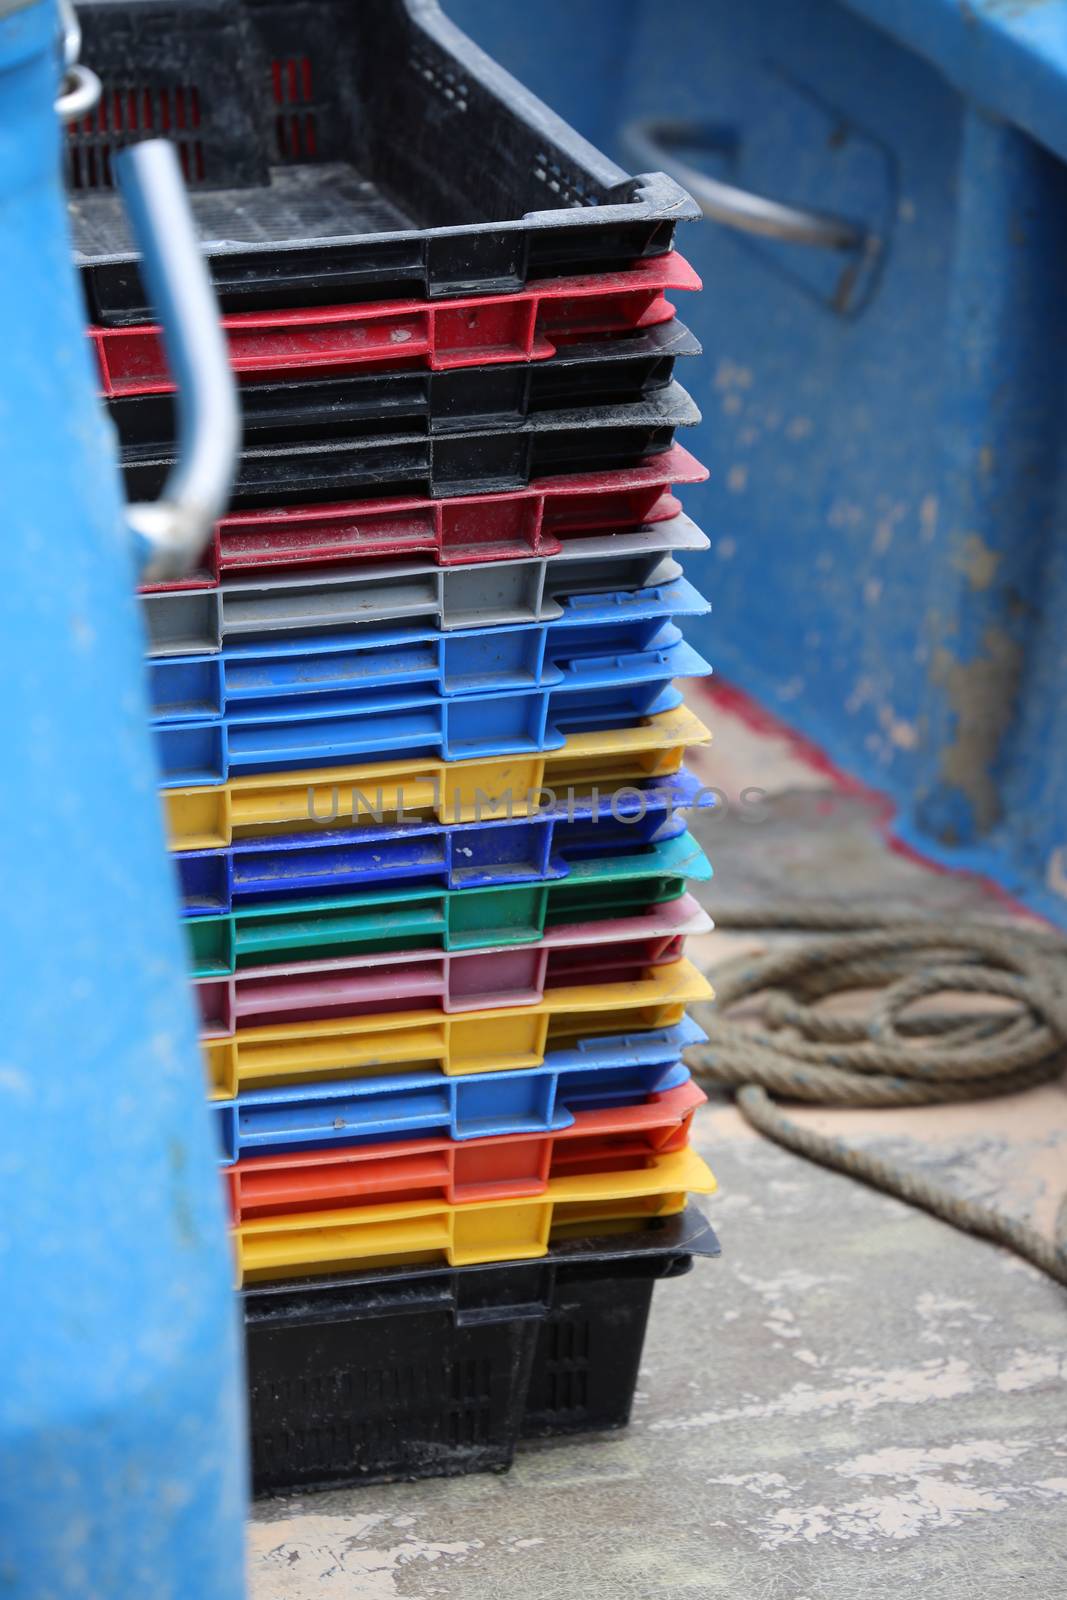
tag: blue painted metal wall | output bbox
[447,0,1067,922]
[0,4,246,1592]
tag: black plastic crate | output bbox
[110,321,701,454]
[119,379,699,504]
[67,0,699,325]
[243,1207,719,1494]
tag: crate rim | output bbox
[242,1204,720,1315]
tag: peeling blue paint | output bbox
[450,0,1067,925]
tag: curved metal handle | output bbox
[625,118,871,254]
[115,141,240,582]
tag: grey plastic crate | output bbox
[140,515,709,654]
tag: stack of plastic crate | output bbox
[68,0,721,1491]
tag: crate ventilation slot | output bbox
[533,152,598,209]
[67,85,206,189]
[271,56,318,160]
[410,49,469,113]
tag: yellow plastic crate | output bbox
[166,705,710,848]
[235,1146,717,1283]
[203,958,713,1098]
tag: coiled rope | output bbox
[686,906,1067,1287]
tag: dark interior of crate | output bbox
[66,0,620,256]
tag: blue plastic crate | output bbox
[147,578,710,719]
[153,636,711,786]
[213,1017,706,1163]
[186,829,711,976]
[178,771,713,915]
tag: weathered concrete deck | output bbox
[248,684,1067,1600]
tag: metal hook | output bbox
[115,141,240,581]
[55,0,101,119]
[58,0,80,71]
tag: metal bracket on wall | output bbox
[626,113,887,315]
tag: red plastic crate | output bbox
[93,255,701,397]
[141,445,708,590]
[226,1078,706,1222]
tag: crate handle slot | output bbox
[116,140,239,582]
